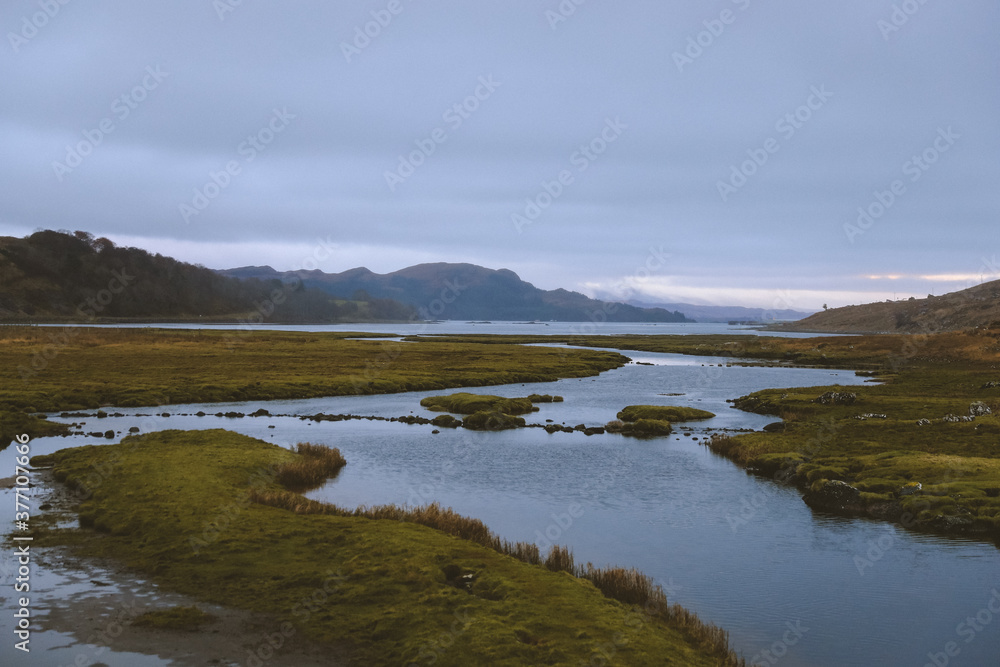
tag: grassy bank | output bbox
[0,326,627,446]
[30,430,741,666]
[412,330,1000,541]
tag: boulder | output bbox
[803,480,863,513]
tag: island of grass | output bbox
[419,392,565,431]
[30,430,741,666]
[617,405,716,422]
[605,405,716,438]
[0,326,620,448]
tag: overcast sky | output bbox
[2,1,997,309]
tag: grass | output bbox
[420,392,538,416]
[605,419,674,437]
[273,442,347,491]
[132,605,215,631]
[617,405,716,422]
[29,430,742,666]
[409,329,1000,541]
[702,347,1000,540]
[0,326,626,447]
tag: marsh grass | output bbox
[251,473,744,665]
[0,327,626,446]
[273,443,346,491]
[132,605,214,631]
[617,405,715,422]
[36,430,738,664]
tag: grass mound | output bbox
[420,392,536,415]
[461,410,526,431]
[617,405,715,422]
[32,429,741,666]
[606,418,674,437]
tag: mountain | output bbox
[0,230,415,322]
[221,263,693,323]
[775,280,1000,333]
[624,300,814,323]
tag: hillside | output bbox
[776,279,1000,333]
[222,263,693,323]
[625,300,813,323]
[0,230,415,322]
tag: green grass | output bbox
[605,418,674,438]
[29,430,740,666]
[0,326,626,447]
[617,405,716,422]
[420,392,538,416]
[132,605,215,631]
[708,360,1000,539]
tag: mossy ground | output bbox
[132,605,215,631]
[616,406,716,422]
[419,392,538,416]
[0,326,626,446]
[29,430,729,666]
[414,330,1000,540]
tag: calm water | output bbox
[3,325,998,666]
[35,319,835,338]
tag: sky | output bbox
[2,1,998,310]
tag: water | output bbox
[3,328,998,665]
[29,320,835,338]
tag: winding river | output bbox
[3,323,998,666]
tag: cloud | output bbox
[1,0,998,310]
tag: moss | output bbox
[420,392,536,415]
[461,411,526,431]
[617,405,715,422]
[612,419,673,438]
[132,605,214,631]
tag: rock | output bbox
[969,401,991,417]
[250,408,271,417]
[803,480,863,513]
[898,482,922,496]
[128,426,140,433]
[762,422,785,433]
[813,391,857,405]
[854,413,887,420]
[942,414,974,423]
[916,418,931,426]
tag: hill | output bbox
[775,279,1000,333]
[0,230,415,322]
[624,300,813,323]
[221,263,693,322]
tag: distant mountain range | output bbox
[0,230,414,322]
[776,280,1000,333]
[623,300,814,323]
[221,264,693,323]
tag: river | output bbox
[2,322,997,666]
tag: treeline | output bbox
[0,230,415,322]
